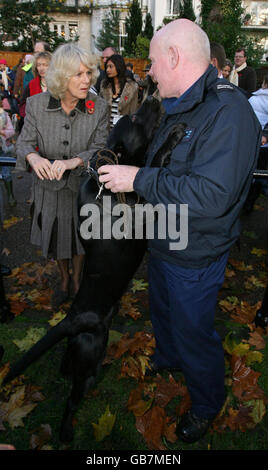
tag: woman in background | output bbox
[100,54,139,129]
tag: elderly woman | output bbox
[15,43,109,307]
[100,54,139,129]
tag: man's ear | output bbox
[168,46,179,69]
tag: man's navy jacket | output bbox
[134,65,262,269]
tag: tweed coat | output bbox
[15,91,109,259]
[100,78,139,121]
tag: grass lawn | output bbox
[1,197,268,453]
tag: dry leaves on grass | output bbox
[0,380,45,431]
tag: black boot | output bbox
[255,309,268,329]
[3,180,16,207]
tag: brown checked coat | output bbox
[15,91,109,260]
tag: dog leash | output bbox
[87,148,140,206]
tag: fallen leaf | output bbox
[136,406,167,450]
[0,385,38,429]
[228,259,253,271]
[92,406,116,442]
[3,216,23,230]
[247,399,266,424]
[48,310,66,326]
[231,355,267,402]
[131,279,148,293]
[128,383,154,417]
[13,327,47,352]
[0,362,10,388]
[29,424,53,450]
[251,247,267,257]
[248,331,266,350]
[244,275,267,289]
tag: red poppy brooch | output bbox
[85,100,95,114]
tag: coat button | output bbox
[64,124,70,129]
[63,140,69,146]
[63,155,68,160]
[70,111,75,117]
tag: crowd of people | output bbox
[0,20,267,445]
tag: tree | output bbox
[135,35,150,59]
[0,0,66,51]
[201,0,264,67]
[162,0,196,25]
[95,9,120,52]
[179,0,196,21]
[124,0,143,56]
[143,12,154,40]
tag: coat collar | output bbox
[163,65,218,115]
[46,94,88,113]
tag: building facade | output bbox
[3,1,268,61]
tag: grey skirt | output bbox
[30,183,85,260]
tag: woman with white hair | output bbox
[16,43,109,307]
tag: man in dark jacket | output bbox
[229,47,257,97]
[98,19,261,443]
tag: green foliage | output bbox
[180,0,196,21]
[200,0,264,67]
[95,9,120,52]
[124,0,143,56]
[134,35,150,59]
[0,0,66,51]
[143,13,154,40]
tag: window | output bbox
[246,2,268,26]
[69,22,78,40]
[166,0,180,15]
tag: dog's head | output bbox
[106,96,163,167]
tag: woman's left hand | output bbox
[50,157,83,181]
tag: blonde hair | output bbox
[32,51,52,77]
[46,43,99,99]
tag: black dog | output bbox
[3,97,186,442]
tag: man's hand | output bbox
[98,165,140,193]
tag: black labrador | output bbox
[3,97,186,442]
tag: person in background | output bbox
[22,55,35,90]
[94,46,117,94]
[222,60,232,80]
[229,48,257,97]
[210,42,226,78]
[97,19,261,443]
[21,52,52,103]
[249,74,268,129]
[0,98,16,206]
[137,64,157,103]
[125,62,135,80]
[15,43,109,308]
[100,54,139,129]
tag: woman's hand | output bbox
[26,153,53,180]
[50,157,83,181]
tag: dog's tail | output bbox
[3,318,70,385]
